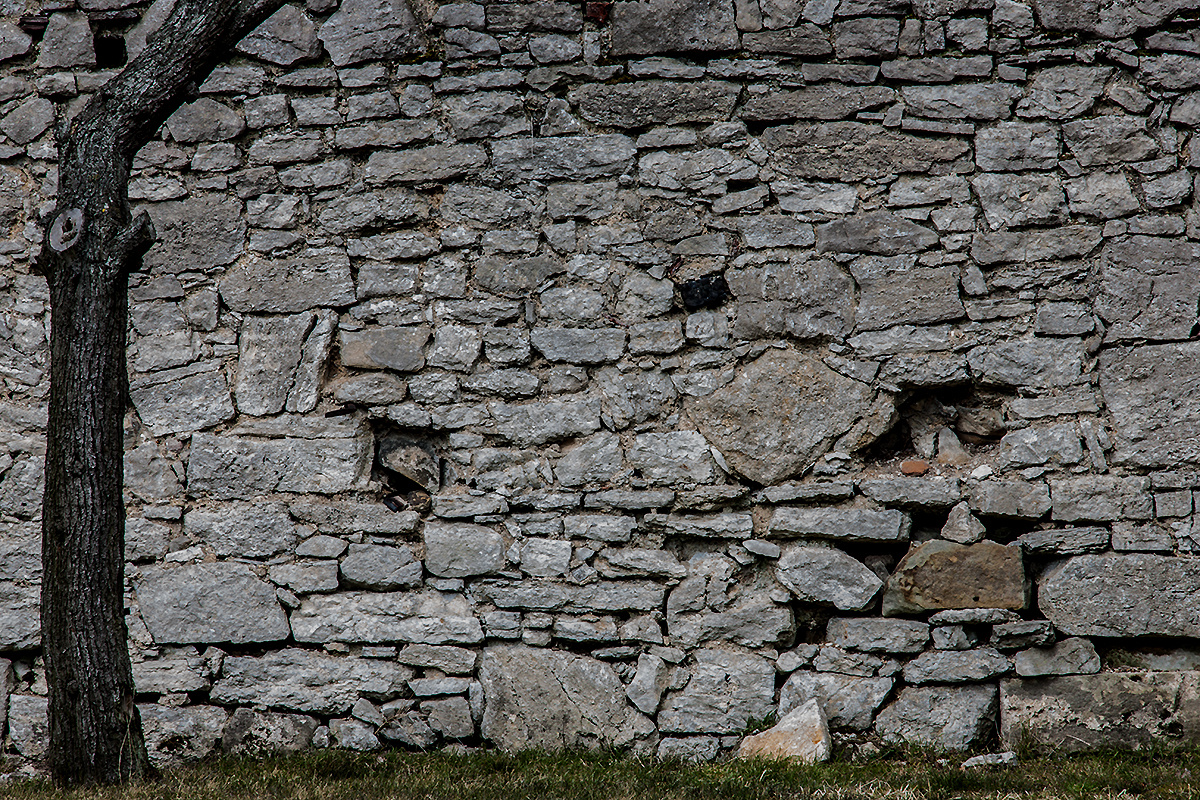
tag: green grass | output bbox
[4,746,1200,800]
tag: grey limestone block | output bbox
[876,684,997,751]
[609,0,738,55]
[778,671,893,731]
[902,647,1012,684]
[137,562,290,645]
[212,649,411,715]
[1014,637,1099,677]
[237,5,322,66]
[826,617,930,654]
[480,644,653,749]
[140,704,229,767]
[289,590,484,645]
[1039,553,1200,637]
[1001,672,1200,752]
[775,544,883,611]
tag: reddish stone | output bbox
[901,459,929,476]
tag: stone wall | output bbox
[2,0,1200,766]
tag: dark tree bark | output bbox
[39,0,284,786]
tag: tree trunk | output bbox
[39,0,284,786]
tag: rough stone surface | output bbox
[139,704,228,766]
[778,671,893,731]
[882,541,1027,616]
[658,649,775,734]
[1039,554,1200,638]
[221,709,319,755]
[424,521,505,578]
[688,349,888,485]
[136,563,289,645]
[1001,673,1200,752]
[826,618,929,654]
[318,0,425,65]
[289,591,484,645]
[776,545,883,611]
[738,700,831,764]
[876,685,998,751]
[480,645,652,749]
[211,649,412,714]
[610,0,739,55]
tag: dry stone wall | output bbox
[3,0,1200,766]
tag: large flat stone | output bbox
[479,644,652,749]
[609,0,739,55]
[769,507,910,542]
[1097,236,1200,342]
[571,81,739,126]
[763,122,969,182]
[183,502,297,559]
[818,213,938,256]
[473,579,666,613]
[131,362,235,437]
[1001,672,1200,752]
[1099,341,1200,468]
[687,349,889,485]
[741,85,894,121]
[143,196,245,273]
[491,136,635,182]
[211,649,413,714]
[136,562,290,645]
[289,590,483,645]
[220,247,355,313]
[1039,553,1200,637]
[850,257,963,331]
[366,144,486,183]
[882,540,1026,616]
[187,431,372,499]
[875,685,997,751]
[658,649,775,734]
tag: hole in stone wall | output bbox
[94,32,126,67]
[862,385,1011,466]
[371,421,443,516]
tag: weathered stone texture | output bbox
[1039,554,1200,637]
[883,541,1027,616]
[688,349,889,485]
[480,645,653,748]
[136,563,290,645]
[1001,673,1200,752]
[212,649,413,714]
[875,685,998,751]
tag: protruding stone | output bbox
[778,671,893,731]
[738,700,832,764]
[1014,638,1099,677]
[776,544,883,611]
[318,0,425,66]
[688,349,890,485]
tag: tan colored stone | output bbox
[882,540,1026,616]
[738,700,831,763]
